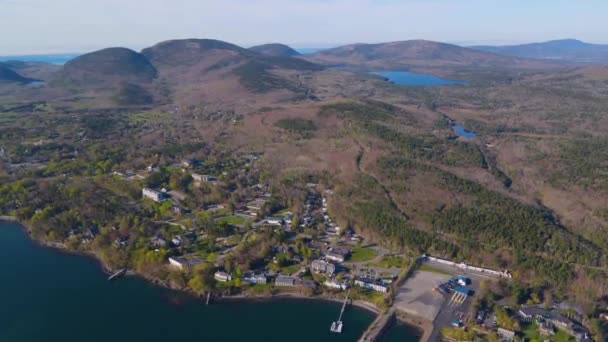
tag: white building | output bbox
[168,256,203,271]
[243,273,267,284]
[324,279,349,291]
[192,173,217,183]
[311,259,336,275]
[274,275,296,287]
[142,188,165,202]
[354,278,389,293]
[214,271,232,282]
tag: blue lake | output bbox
[452,124,477,138]
[372,71,465,86]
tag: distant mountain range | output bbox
[470,39,608,63]
[306,39,566,70]
[1,38,596,92]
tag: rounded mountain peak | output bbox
[59,47,157,84]
[141,39,249,66]
[249,43,301,57]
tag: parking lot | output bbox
[421,259,504,341]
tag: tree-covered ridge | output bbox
[319,102,487,168]
[376,156,607,286]
[552,137,608,190]
[274,117,317,134]
[334,172,458,255]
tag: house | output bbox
[192,173,217,183]
[114,236,129,248]
[265,217,285,226]
[324,279,349,291]
[171,236,182,246]
[274,275,296,287]
[325,248,350,263]
[539,321,555,336]
[311,259,336,275]
[354,277,389,293]
[214,271,232,282]
[246,199,267,212]
[497,328,515,342]
[168,256,203,270]
[150,236,167,248]
[243,273,267,284]
[142,188,165,202]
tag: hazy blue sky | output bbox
[1,0,607,55]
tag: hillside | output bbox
[0,63,35,84]
[306,40,570,75]
[1,38,607,320]
[249,43,301,57]
[141,39,320,105]
[0,60,61,81]
[55,47,157,86]
[471,39,608,63]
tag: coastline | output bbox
[220,292,382,315]
[1,218,428,340]
[0,218,383,313]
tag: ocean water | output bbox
[0,222,393,342]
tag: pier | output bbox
[330,291,350,333]
[107,268,126,281]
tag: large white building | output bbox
[324,279,349,291]
[311,259,336,275]
[168,256,203,270]
[354,277,389,293]
[142,188,165,202]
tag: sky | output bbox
[1,0,607,55]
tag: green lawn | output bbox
[281,264,302,275]
[523,322,541,342]
[367,255,406,268]
[418,263,454,276]
[522,322,576,342]
[216,215,246,225]
[349,247,379,262]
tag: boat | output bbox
[330,321,343,333]
[107,268,126,281]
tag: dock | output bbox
[330,291,350,333]
[107,268,126,281]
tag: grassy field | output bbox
[216,215,246,226]
[418,263,454,276]
[349,246,379,262]
[367,255,406,269]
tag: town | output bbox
[106,151,597,342]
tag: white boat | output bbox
[330,321,343,333]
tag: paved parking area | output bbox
[393,270,451,322]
